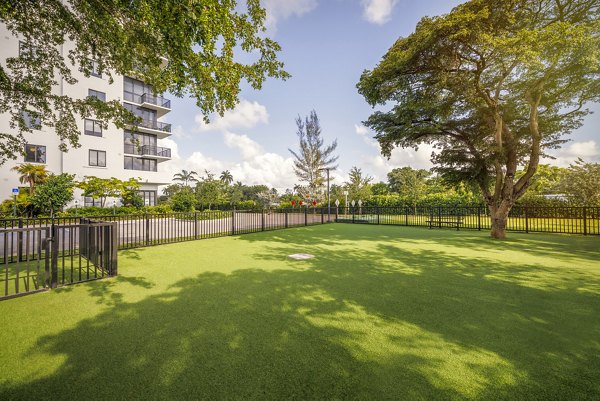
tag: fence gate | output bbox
[0,221,118,300]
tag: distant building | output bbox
[0,24,174,206]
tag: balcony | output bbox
[140,93,171,116]
[127,119,172,139]
[124,144,171,161]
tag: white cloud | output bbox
[262,0,318,31]
[543,140,600,167]
[361,0,398,25]
[223,132,263,160]
[195,99,269,132]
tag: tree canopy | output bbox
[0,0,289,163]
[357,0,600,238]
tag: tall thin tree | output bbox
[289,110,338,192]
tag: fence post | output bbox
[50,224,58,289]
[583,207,587,236]
[525,207,529,233]
[321,208,324,224]
[477,207,481,231]
[405,207,409,226]
[110,222,118,276]
[304,208,308,226]
[352,207,355,224]
[17,218,23,261]
[261,210,265,231]
[145,212,150,246]
[232,209,236,235]
[194,212,198,240]
[377,206,380,225]
[285,211,288,228]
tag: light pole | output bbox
[343,190,349,215]
[318,167,334,222]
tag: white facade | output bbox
[0,24,173,206]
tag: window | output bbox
[123,76,154,104]
[84,119,102,137]
[124,130,157,155]
[123,102,156,121]
[84,197,101,207]
[124,156,156,172]
[138,191,156,206]
[88,89,106,102]
[89,149,106,167]
[21,111,41,130]
[90,59,102,78]
[24,144,46,163]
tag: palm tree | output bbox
[11,163,48,195]
[173,169,198,187]
[220,170,233,185]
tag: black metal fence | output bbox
[335,206,600,235]
[0,221,118,300]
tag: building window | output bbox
[24,144,46,163]
[88,89,106,102]
[84,196,101,207]
[138,191,156,206]
[21,110,41,130]
[84,119,102,137]
[123,102,156,122]
[124,156,156,172]
[89,149,106,167]
[124,130,157,155]
[90,59,102,78]
[123,76,154,104]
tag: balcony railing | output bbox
[141,93,171,109]
[124,144,171,158]
[135,119,172,133]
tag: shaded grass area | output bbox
[0,224,599,400]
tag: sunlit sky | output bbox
[161,0,600,190]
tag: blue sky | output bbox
[160,0,600,190]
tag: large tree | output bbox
[289,110,338,192]
[357,0,600,238]
[0,1,289,164]
[387,167,430,210]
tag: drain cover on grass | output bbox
[288,253,315,260]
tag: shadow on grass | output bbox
[2,225,599,400]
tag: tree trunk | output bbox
[489,203,510,239]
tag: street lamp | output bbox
[318,167,334,222]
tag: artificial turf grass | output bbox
[0,224,598,400]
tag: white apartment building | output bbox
[0,24,173,206]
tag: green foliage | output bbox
[11,163,48,195]
[57,204,172,217]
[364,193,483,208]
[344,166,373,201]
[516,164,565,195]
[195,174,227,210]
[387,167,430,208]
[173,170,198,187]
[170,190,197,213]
[0,1,288,164]
[30,173,75,217]
[289,111,338,190]
[555,159,600,205]
[371,182,390,195]
[77,176,140,208]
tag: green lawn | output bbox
[0,224,599,400]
